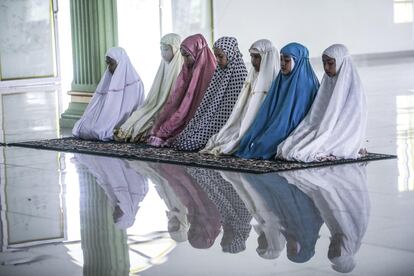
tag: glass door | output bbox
[0,0,59,87]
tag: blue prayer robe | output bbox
[236,43,319,159]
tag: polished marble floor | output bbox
[0,57,413,276]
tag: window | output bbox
[160,0,213,44]
[394,0,413,24]
[118,0,213,93]
[397,95,414,192]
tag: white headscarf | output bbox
[201,39,280,155]
[277,44,367,162]
[98,47,142,93]
[249,39,280,94]
[115,34,183,142]
[72,47,145,141]
[280,163,370,273]
[220,171,286,259]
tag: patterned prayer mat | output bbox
[8,137,396,174]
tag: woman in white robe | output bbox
[201,39,279,155]
[280,163,370,273]
[277,44,367,162]
[114,34,183,142]
[72,47,145,141]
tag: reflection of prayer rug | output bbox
[9,137,396,174]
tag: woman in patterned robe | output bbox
[173,37,248,151]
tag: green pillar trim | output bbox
[61,0,118,128]
[70,0,118,92]
[60,102,89,128]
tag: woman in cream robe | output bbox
[114,33,183,142]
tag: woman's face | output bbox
[257,232,268,250]
[180,48,195,68]
[168,216,180,232]
[250,52,262,72]
[328,234,342,258]
[214,47,229,69]
[220,223,235,247]
[286,235,299,256]
[280,54,293,75]
[322,54,336,77]
[112,205,123,221]
[106,56,118,74]
[161,43,174,63]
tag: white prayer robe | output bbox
[73,47,145,141]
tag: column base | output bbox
[59,91,93,128]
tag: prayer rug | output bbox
[8,137,396,174]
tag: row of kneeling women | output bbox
[72,33,367,163]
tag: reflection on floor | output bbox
[0,58,414,275]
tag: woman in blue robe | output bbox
[236,42,319,159]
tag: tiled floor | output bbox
[0,57,413,275]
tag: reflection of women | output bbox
[187,168,252,254]
[128,161,190,242]
[221,171,285,259]
[243,173,323,263]
[72,154,149,229]
[153,164,221,249]
[281,163,370,273]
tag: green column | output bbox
[60,0,118,128]
[79,166,130,276]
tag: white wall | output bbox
[213,0,414,59]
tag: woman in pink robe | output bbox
[147,34,216,147]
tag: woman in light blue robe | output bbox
[236,43,319,159]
